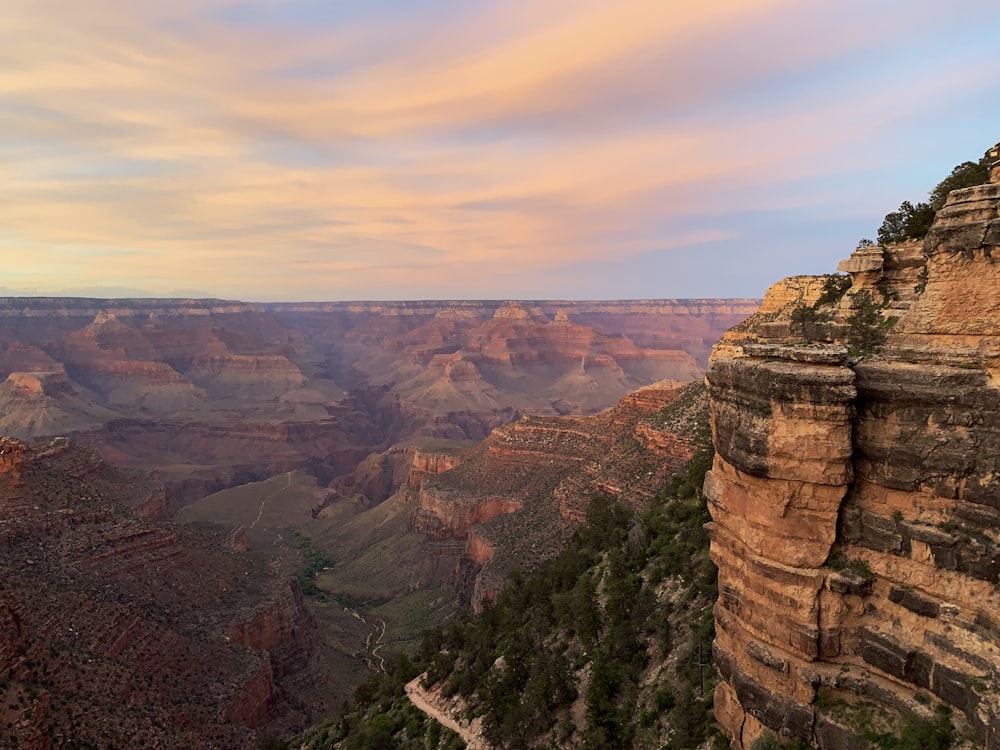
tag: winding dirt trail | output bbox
[404,676,490,750]
[344,606,387,672]
[365,616,387,672]
[249,471,292,529]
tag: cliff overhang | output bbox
[707,181,1000,748]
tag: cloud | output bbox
[2,0,999,299]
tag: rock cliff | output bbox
[707,180,1000,748]
[0,298,755,510]
[0,438,328,748]
[417,381,706,609]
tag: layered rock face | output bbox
[707,182,1000,748]
[415,381,706,609]
[0,298,755,509]
[0,438,319,748]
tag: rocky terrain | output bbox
[295,379,721,750]
[0,298,755,509]
[277,381,707,661]
[706,176,1000,747]
[412,381,705,609]
[0,436,378,749]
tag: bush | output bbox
[845,291,886,356]
[827,551,873,579]
[815,274,852,307]
[750,732,812,750]
[789,303,822,339]
[867,705,953,750]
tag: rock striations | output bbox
[0,298,755,510]
[414,381,706,610]
[0,438,319,749]
[707,179,1000,747]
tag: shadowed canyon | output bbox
[0,298,753,748]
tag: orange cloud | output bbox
[2,0,998,299]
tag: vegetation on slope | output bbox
[293,531,336,599]
[298,383,725,749]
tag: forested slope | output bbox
[296,384,725,749]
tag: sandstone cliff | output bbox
[707,181,1000,748]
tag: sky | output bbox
[2,1,999,302]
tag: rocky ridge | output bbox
[0,298,755,511]
[413,381,707,610]
[0,438,332,749]
[706,178,1000,747]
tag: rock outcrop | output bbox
[707,180,1000,748]
[0,298,755,511]
[0,438,320,748]
[415,381,706,609]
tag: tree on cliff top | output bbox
[877,151,990,245]
[928,157,991,210]
[877,200,935,246]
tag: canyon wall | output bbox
[0,297,755,509]
[412,381,704,609]
[0,438,320,748]
[707,182,1000,747]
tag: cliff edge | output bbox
[706,177,1000,748]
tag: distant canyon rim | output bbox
[0,297,757,510]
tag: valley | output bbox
[11,162,1000,749]
[300,149,1000,750]
[6,2,998,746]
[0,298,754,508]
[0,297,750,748]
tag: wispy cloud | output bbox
[2,0,999,300]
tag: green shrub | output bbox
[866,705,953,750]
[789,303,825,339]
[815,274,852,307]
[827,552,873,579]
[750,732,812,750]
[845,291,886,356]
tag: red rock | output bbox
[708,182,1000,749]
[0,299,754,512]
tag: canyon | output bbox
[216,378,708,662]
[0,297,750,747]
[412,381,704,610]
[0,437,367,749]
[706,178,1000,747]
[0,298,755,508]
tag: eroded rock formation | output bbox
[415,381,706,609]
[0,298,755,510]
[707,181,1000,747]
[0,438,320,748]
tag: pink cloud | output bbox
[2,0,998,299]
